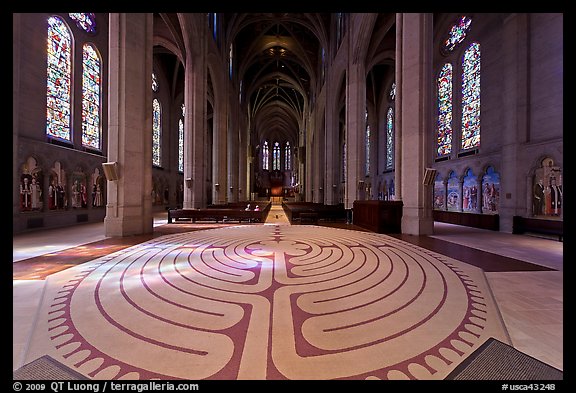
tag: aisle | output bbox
[264,204,290,225]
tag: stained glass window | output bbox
[273,142,281,170]
[229,43,233,79]
[365,108,370,176]
[461,42,481,150]
[389,82,396,101]
[68,13,96,34]
[342,141,346,183]
[386,107,394,169]
[437,63,453,156]
[46,16,72,142]
[81,44,101,149]
[178,119,184,173]
[285,142,291,170]
[444,16,472,52]
[152,72,158,92]
[262,141,269,170]
[152,98,162,166]
[179,104,185,172]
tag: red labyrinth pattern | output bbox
[45,225,501,380]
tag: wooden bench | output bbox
[282,202,346,224]
[168,206,269,224]
[299,212,318,225]
[512,216,563,241]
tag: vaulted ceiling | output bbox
[228,13,329,146]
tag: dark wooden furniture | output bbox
[512,216,563,241]
[168,202,270,224]
[282,202,346,224]
[353,200,403,233]
[433,210,500,231]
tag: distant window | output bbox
[152,71,158,92]
[68,13,96,34]
[46,16,72,142]
[262,141,269,170]
[444,15,472,52]
[386,107,394,170]
[152,98,162,166]
[178,118,184,172]
[284,142,291,170]
[273,142,281,170]
[365,108,370,176]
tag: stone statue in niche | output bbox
[533,158,562,218]
[91,169,105,208]
[20,157,43,212]
[49,161,67,210]
[71,171,88,209]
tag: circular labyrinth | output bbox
[46,225,500,380]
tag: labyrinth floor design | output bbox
[26,225,509,380]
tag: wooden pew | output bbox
[168,202,270,224]
[282,202,346,224]
[512,216,563,241]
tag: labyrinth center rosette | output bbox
[45,225,504,380]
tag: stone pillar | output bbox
[325,84,338,205]
[183,41,206,209]
[499,13,529,232]
[213,87,228,205]
[399,13,434,235]
[105,13,153,237]
[393,12,403,202]
[345,62,366,210]
[227,115,238,203]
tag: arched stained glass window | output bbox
[365,108,370,176]
[342,140,347,183]
[386,107,394,170]
[152,72,158,92]
[273,142,281,170]
[68,13,96,34]
[444,15,472,52]
[46,16,72,142]
[152,98,162,166]
[461,42,480,150]
[81,43,101,149]
[437,63,453,156]
[179,103,185,172]
[262,141,269,170]
[389,82,396,101]
[229,43,233,79]
[284,142,291,170]
[178,119,184,173]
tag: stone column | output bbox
[105,13,153,237]
[499,13,529,232]
[213,85,228,205]
[393,12,403,202]
[324,84,338,205]
[183,40,206,209]
[344,62,366,211]
[398,13,434,235]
